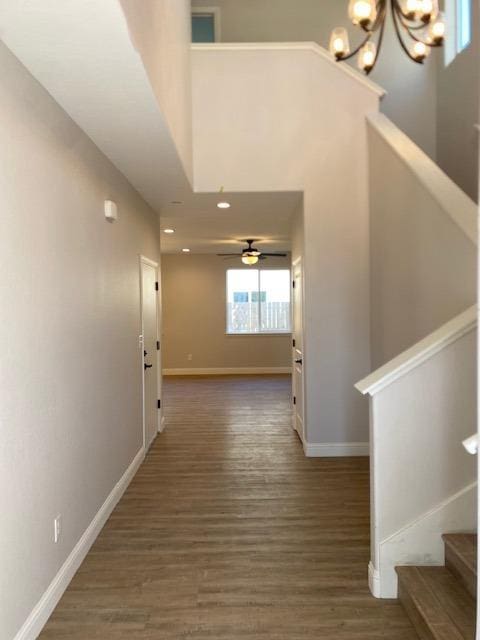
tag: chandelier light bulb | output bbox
[349,0,377,26]
[411,40,430,61]
[403,0,420,19]
[418,0,439,22]
[428,12,446,43]
[329,27,350,58]
[357,41,377,73]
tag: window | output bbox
[226,269,291,334]
[191,7,220,43]
[457,0,472,50]
[444,0,472,65]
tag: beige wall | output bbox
[162,254,291,370]
[0,42,159,639]
[368,116,477,369]
[192,0,438,159]
[436,0,479,202]
[192,46,379,446]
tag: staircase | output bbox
[396,534,477,639]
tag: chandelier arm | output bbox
[366,6,387,74]
[392,0,425,29]
[374,0,388,32]
[392,1,442,46]
[403,21,430,31]
[359,0,387,33]
[405,27,443,46]
[337,32,373,61]
[340,0,388,63]
[390,0,424,64]
[401,22,443,46]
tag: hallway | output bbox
[40,375,416,639]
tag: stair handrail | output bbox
[367,113,478,245]
[356,305,477,396]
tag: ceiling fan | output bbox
[217,239,287,265]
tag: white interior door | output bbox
[292,259,305,442]
[140,257,160,450]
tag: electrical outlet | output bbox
[187,353,193,361]
[54,515,62,543]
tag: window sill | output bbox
[226,332,292,337]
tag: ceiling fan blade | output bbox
[217,253,241,256]
[260,252,288,257]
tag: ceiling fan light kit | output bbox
[329,0,445,75]
[242,255,259,265]
[217,239,288,265]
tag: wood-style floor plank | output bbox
[39,375,417,639]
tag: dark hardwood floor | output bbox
[39,374,416,639]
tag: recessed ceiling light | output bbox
[163,228,175,234]
[217,201,231,209]
[182,248,190,253]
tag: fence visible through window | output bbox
[227,301,290,333]
[226,269,291,334]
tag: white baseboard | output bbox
[368,562,381,598]
[373,481,477,599]
[303,441,369,457]
[162,367,292,376]
[14,448,145,640]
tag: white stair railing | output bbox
[356,306,477,598]
[463,434,479,455]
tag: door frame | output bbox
[291,256,306,441]
[139,255,162,451]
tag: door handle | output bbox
[295,358,303,365]
[144,363,153,370]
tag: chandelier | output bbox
[329,0,446,75]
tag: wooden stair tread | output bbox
[443,534,477,598]
[396,566,475,640]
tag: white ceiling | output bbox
[0,0,299,253]
[160,191,299,253]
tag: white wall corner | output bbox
[303,442,369,457]
[14,448,145,640]
[159,415,166,433]
[368,562,382,598]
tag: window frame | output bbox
[457,0,472,51]
[444,0,472,66]
[191,6,221,43]
[225,267,292,336]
